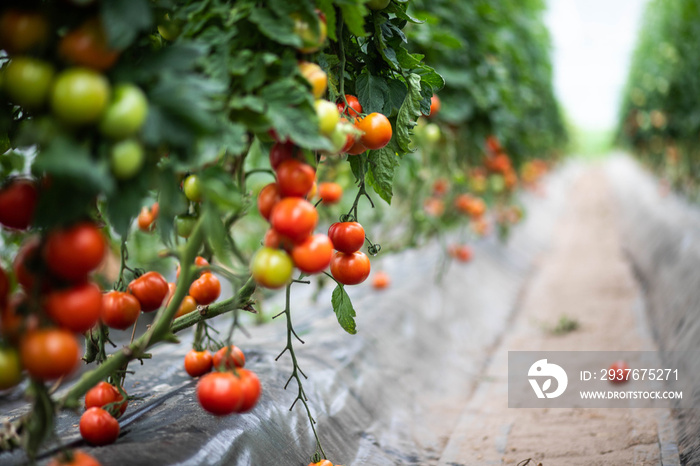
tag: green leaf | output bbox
[105,177,149,237]
[331,284,357,335]
[356,72,390,114]
[101,0,153,49]
[395,72,423,153]
[348,152,368,182]
[202,203,233,268]
[155,165,188,244]
[1,151,25,176]
[248,8,302,48]
[340,4,368,37]
[366,146,399,204]
[386,2,425,24]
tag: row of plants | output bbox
[0,0,563,465]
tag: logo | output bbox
[528,359,568,398]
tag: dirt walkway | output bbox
[438,166,677,465]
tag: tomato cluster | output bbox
[328,222,371,285]
[170,256,221,318]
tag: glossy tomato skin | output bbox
[128,271,169,312]
[0,10,49,54]
[50,68,110,125]
[276,159,316,198]
[4,57,55,109]
[20,328,80,381]
[270,198,318,243]
[236,369,262,413]
[44,282,102,333]
[101,291,141,330]
[184,349,213,377]
[250,247,294,289]
[257,183,281,221]
[44,222,106,282]
[59,18,119,71]
[317,182,342,204]
[330,251,371,285]
[183,175,203,202]
[197,372,243,416]
[336,94,362,117]
[48,450,101,466]
[85,381,127,416]
[137,205,156,231]
[80,407,120,446]
[212,345,246,370]
[0,178,37,230]
[0,346,23,390]
[328,222,365,254]
[291,234,333,274]
[356,112,392,150]
[189,273,221,305]
[174,295,198,319]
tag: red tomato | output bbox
[330,251,371,285]
[328,222,365,254]
[263,228,294,251]
[58,18,120,71]
[175,255,210,279]
[236,369,262,413]
[189,273,221,305]
[20,328,80,381]
[257,183,281,221]
[213,345,245,370]
[318,182,342,204]
[184,349,213,377]
[270,198,318,243]
[344,139,367,155]
[372,271,390,289]
[80,407,120,446]
[85,381,127,417]
[448,245,472,262]
[101,291,141,330]
[291,234,333,274]
[355,113,392,150]
[128,271,169,312]
[48,450,102,466]
[44,222,106,282]
[276,159,316,198]
[336,95,362,117]
[0,9,48,55]
[197,372,243,416]
[427,94,440,117]
[44,282,102,333]
[0,178,37,230]
[269,142,302,170]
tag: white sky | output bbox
[545,0,649,131]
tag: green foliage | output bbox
[331,284,357,334]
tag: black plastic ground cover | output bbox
[0,165,577,466]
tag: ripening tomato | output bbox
[344,139,367,155]
[317,182,342,204]
[308,461,333,466]
[50,68,110,126]
[175,256,210,280]
[291,12,327,54]
[0,10,49,54]
[269,142,302,170]
[48,450,101,466]
[128,271,169,312]
[20,328,80,380]
[330,251,371,285]
[315,99,340,135]
[212,345,246,370]
[270,198,318,243]
[189,273,221,305]
[58,18,120,71]
[137,203,158,231]
[427,94,440,117]
[336,95,362,118]
[3,57,55,109]
[276,159,316,198]
[236,369,262,413]
[80,407,120,446]
[485,135,502,154]
[171,295,196,318]
[257,183,281,221]
[44,282,102,333]
[0,178,37,230]
[291,234,333,274]
[184,349,213,377]
[197,372,243,416]
[328,222,365,254]
[250,247,294,289]
[101,291,140,330]
[356,113,392,150]
[298,61,327,99]
[0,346,22,390]
[44,222,106,282]
[372,271,390,289]
[85,381,127,417]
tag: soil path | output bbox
[438,165,677,465]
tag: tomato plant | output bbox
[85,381,127,417]
[355,113,392,150]
[101,291,141,330]
[184,349,213,377]
[79,407,120,446]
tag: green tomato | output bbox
[367,0,391,10]
[183,174,203,202]
[50,67,110,125]
[314,99,340,136]
[490,174,506,193]
[250,247,294,289]
[423,123,441,143]
[110,139,144,180]
[291,12,327,53]
[175,215,197,238]
[157,13,183,41]
[99,83,149,139]
[4,57,55,109]
[323,124,349,154]
[0,347,23,390]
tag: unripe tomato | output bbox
[0,10,49,54]
[356,113,392,150]
[183,175,203,202]
[184,349,213,377]
[315,99,340,135]
[85,381,127,416]
[173,295,198,319]
[291,12,327,54]
[128,271,169,312]
[291,234,333,274]
[0,347,22,390]
[44,282,102,333]
[250,247,294,289]
[276,159,316,198]
[20,328,80,381]
[0,178,37,230]
[101,291,141,330]
[367,0,391,10]
[336,95,362,118]
[330,251,370,285]
[212,345,246,370]
[318,182,342,204]
[269,142,302,170]
[4,57,55,109]
[50,68,110,125]
[298,61,327,99]
[270,198,318,243]
[372,271,391,289]
[157,13,183,41]
[48,450,101,466]
[175,215,197,238]
[197,372,243,416]
[58,18,120,71]
[110,139,144,180]
[423,123,441,143]
[189,273,221,305]
[236,369,262,413]
[328,222,365,254]
[99,83,148,139]
[80,407,120,446]
[257,183,281,221]
[44,222,106,282]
